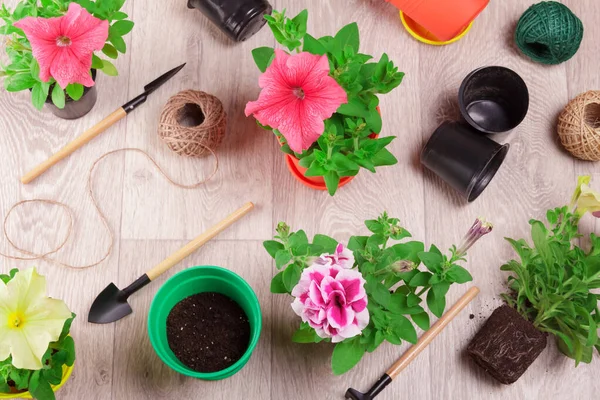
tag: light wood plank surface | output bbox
[0,0,599,399]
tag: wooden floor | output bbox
[1,0,599,399]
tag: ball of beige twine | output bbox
[558,91,600,161]
[158,90,227,157]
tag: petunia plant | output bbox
[0,0,134,110]
[501,175,600,365]
[246,9,405,195]
[265,213,492,374]
[0,268,75,400]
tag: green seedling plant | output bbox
[252,9,404,195]
[0,269,75,400]
[501,176,600,365]
[265,213,492,374]
[0,0,134,110]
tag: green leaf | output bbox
[270,271,287,293]
[31,82,49,110]
[445,265,473,284]
[252,47,275,73]
[531,221,552,267]
[59,315,74,341]
[303,33,326,55]
[409,271,433,287]
[51,84,65,109]
[288,230,309,248]
[365,108,382,133]
[324,171,340,196]
[412,312,430,330]
[264,240,284,258]
[371,148,398,167]
[66,83,84,101]
[91,54,104,69]
[62,335,76,366]
[282,263,301,292]
[275,249,292,269]
[418,251,443,273]
[4,73,37,92]
[331,338,365,375]
[29,371,55,400]
[102,43,118,59]
[334,22,360,54]
[312,234,338,254]
[30,59,41,81]
[332,153,359,171]
[100,59,118,76]
[427,282,450,318]
[292,323,322,343]
[112,11,128,19]
[390,315,418,344]
[109,32,126,53]
[291,9,308,37]
[111,20,134,35]
[337,97,368,117]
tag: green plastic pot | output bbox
[148,265,262,380]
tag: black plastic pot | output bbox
[45,69,98,120]
[459,66,529,134]
[421,122,509,202]
[187,0,272,42]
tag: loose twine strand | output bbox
[0,147,218,269]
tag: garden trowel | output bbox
[88,202,254,324]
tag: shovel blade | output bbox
[88,283,133,324]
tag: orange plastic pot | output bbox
[284,133,378,191]
[387,0,489,42]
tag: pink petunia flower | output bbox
[14,3,109,89]
[245,49,348,153]
[291,262,369,343]
[315,243,355,269]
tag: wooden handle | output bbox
[146,202,255,281]
[386,286,480,379]
[21,108,127,184]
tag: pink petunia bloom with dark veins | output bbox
[14,3,108,89]
[245,49,348,153]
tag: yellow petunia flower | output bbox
[572,176,600,218]
[0,268,72,370]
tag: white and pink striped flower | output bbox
[291,262,369,343]
[314,243,355,269]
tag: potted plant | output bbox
[246,9,404,195]
[264,212,492,374]
[0,0,134,119]
[0,268,75,400]
[468,175,600,384]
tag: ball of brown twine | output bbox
[158,90,227,157]
[558,91,600,161]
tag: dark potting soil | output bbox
[167,292,250,373]
[467,305,546,384]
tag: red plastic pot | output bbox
[284,133,378,191]
[387,0,489,42]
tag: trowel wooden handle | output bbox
[386,286,480,379]
[21,107,127,184]
[146,202,254,281]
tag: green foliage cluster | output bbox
[0,0,134,109]
[252,9,405,195]
[501,207,600,365]
[264,212,474,374]
[0,269,76,400]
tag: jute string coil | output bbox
[1,148,217,269]
[557,91,600,161]
[158,90,227,157]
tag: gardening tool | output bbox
[21,63,187,184]
[421,122,509,202]
[459,66,529,134]
[88,202,254,324]
[345,287,480,400]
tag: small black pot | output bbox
[459,66,529,134]
[187,0,272,42]
[45,69,98,120]
[421,122,509,202]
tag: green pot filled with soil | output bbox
[467,305,547,384]
[148,266,262,380]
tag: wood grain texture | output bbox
[0,0,598,399]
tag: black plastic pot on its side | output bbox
[45,69,98,120]
[459,66,529,134]
[187,0,272,42]
[421,122,509,202]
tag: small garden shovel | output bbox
[345,287,480,400]
[88,202,254,324]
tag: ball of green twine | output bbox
[515,1,584,65]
